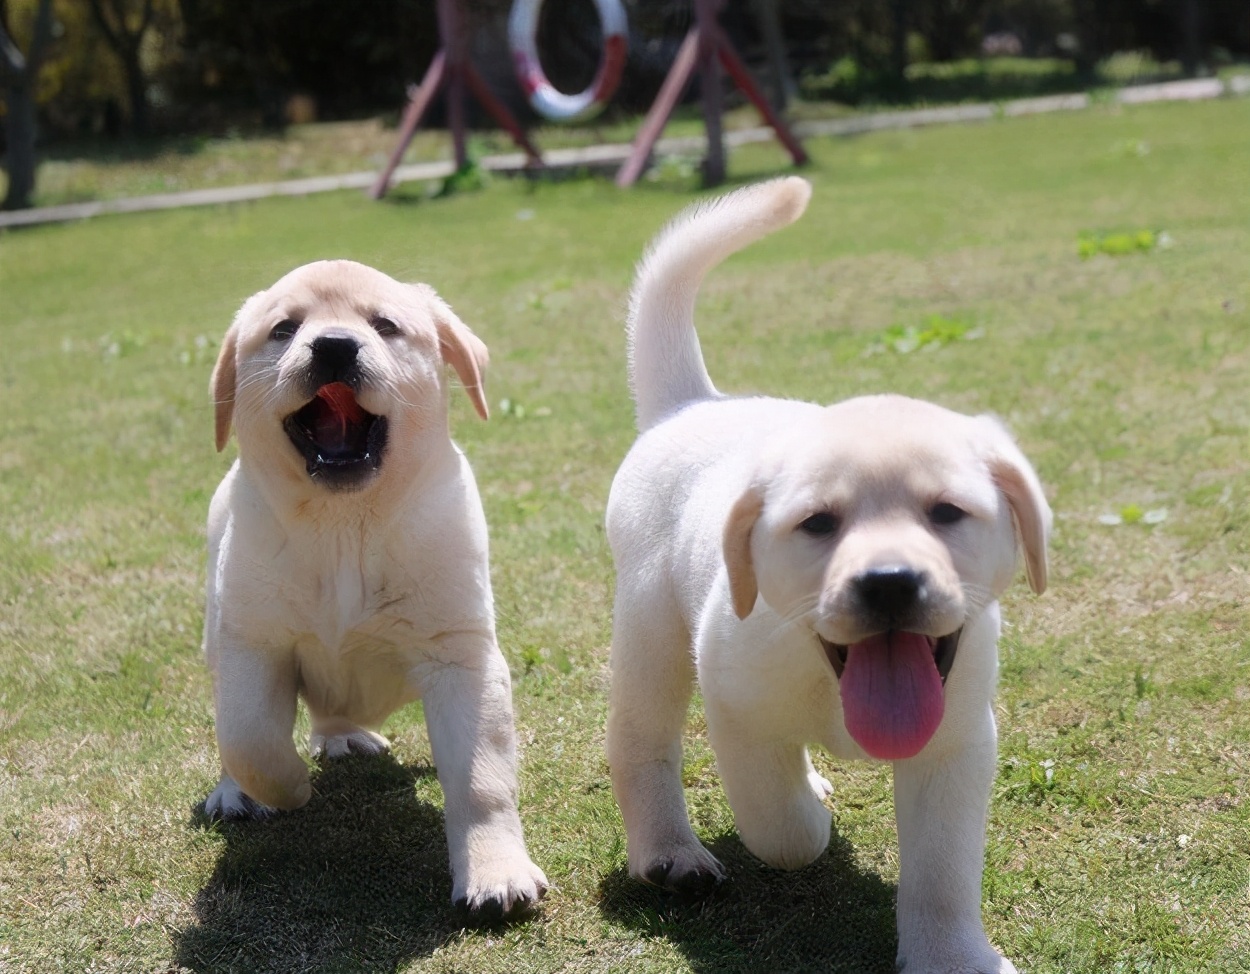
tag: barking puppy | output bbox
[605,180,1049,973]
[204,260,547,920]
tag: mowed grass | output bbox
[1,97,1249,973]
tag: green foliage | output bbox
[1077,228,1160,258]
[869,314,977,354]
[800,52,1184,107]
[435,158,491,199]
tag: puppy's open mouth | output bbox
[818,629,962,762]
[282,382,388,490]
[820,630,960,684]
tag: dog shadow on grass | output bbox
[173,754,478,974]
[598,828,899,974]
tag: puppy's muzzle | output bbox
[283,333,388,491]
[821,566,961,686]
[308,333,364,389]
[855,565,925,623]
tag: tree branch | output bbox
[86,0,122,51]
[0,0,52,79]
[27,0,54,71]
[0,21,25,78]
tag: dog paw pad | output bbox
[455,866,548,925]
[203,778,277,822]
[641,851,726,898]
[311,728,390,760]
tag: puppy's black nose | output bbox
[310,333,360,380]
[854,566,926,619]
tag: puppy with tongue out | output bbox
[202,260,547,922]
[606,179,1051,974]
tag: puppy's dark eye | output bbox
[929,502,968,526]
[797,512,839,537]
[270,319,299,342]
[370,314,400,337]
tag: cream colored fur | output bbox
[203,259,546,919]
[606,179,1050,972]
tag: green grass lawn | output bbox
[2,96,1249,973]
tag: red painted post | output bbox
[368,54,447,199]
[370,0,543,200]
[463,63,543,165]
[696,0,726,185]
[615,29,699,187]
[715,26,808,165]
[615,0,806,188]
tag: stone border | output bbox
[2,75,1246,230]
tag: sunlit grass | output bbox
[1,97,1248,972]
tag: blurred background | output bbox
[2,0,1249,210]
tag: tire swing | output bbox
[508,0,628,123]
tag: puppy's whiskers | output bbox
[375,375,419,410]
[959,581,994,617]
[770,594,821,639]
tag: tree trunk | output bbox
[2,76,38,209]
[892,0,909,83]
[86,0,155,135]
[0,0,54,210]
[122,47,148,135]
[1181,0,1203,77]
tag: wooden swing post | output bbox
[370,0,543,200]
[615,0,807,188]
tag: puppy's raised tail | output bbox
[626,176,812,432]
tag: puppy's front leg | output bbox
[893,708,1016,974]
[205,636,310,819]
[606,599,727,896]
[707,706,831,871]
[420,634,547,921]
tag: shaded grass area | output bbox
[1,97,1249,972]
[799,52,1199,106]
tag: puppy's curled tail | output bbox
[626,176,812,432]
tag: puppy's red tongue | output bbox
[839,631,944,760]
[315,382,365,444]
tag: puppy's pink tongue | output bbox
[839,631,944,760]
[314,382,365,443]
[317,382,365,421]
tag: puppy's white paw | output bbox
[631,840,727,898]
[807,768,833,799]
[204,775,278,821]
[311,726,390,760]
[454,847,548,923]
[897,942,1017,973]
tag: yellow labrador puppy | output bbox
[204,260,547,920]
[606,179,1049,973]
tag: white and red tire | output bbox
[509,0,628,123]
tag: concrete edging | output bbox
[2,75,1245,230]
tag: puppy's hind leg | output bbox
[308,714,390,760]
[607,593,726,896]
[708,708,831,871]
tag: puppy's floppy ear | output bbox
[211,322,239,452]
[211,291,266,451]
[723,486,764,619]
[979,417,1052,594]
[424,290,489,421]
